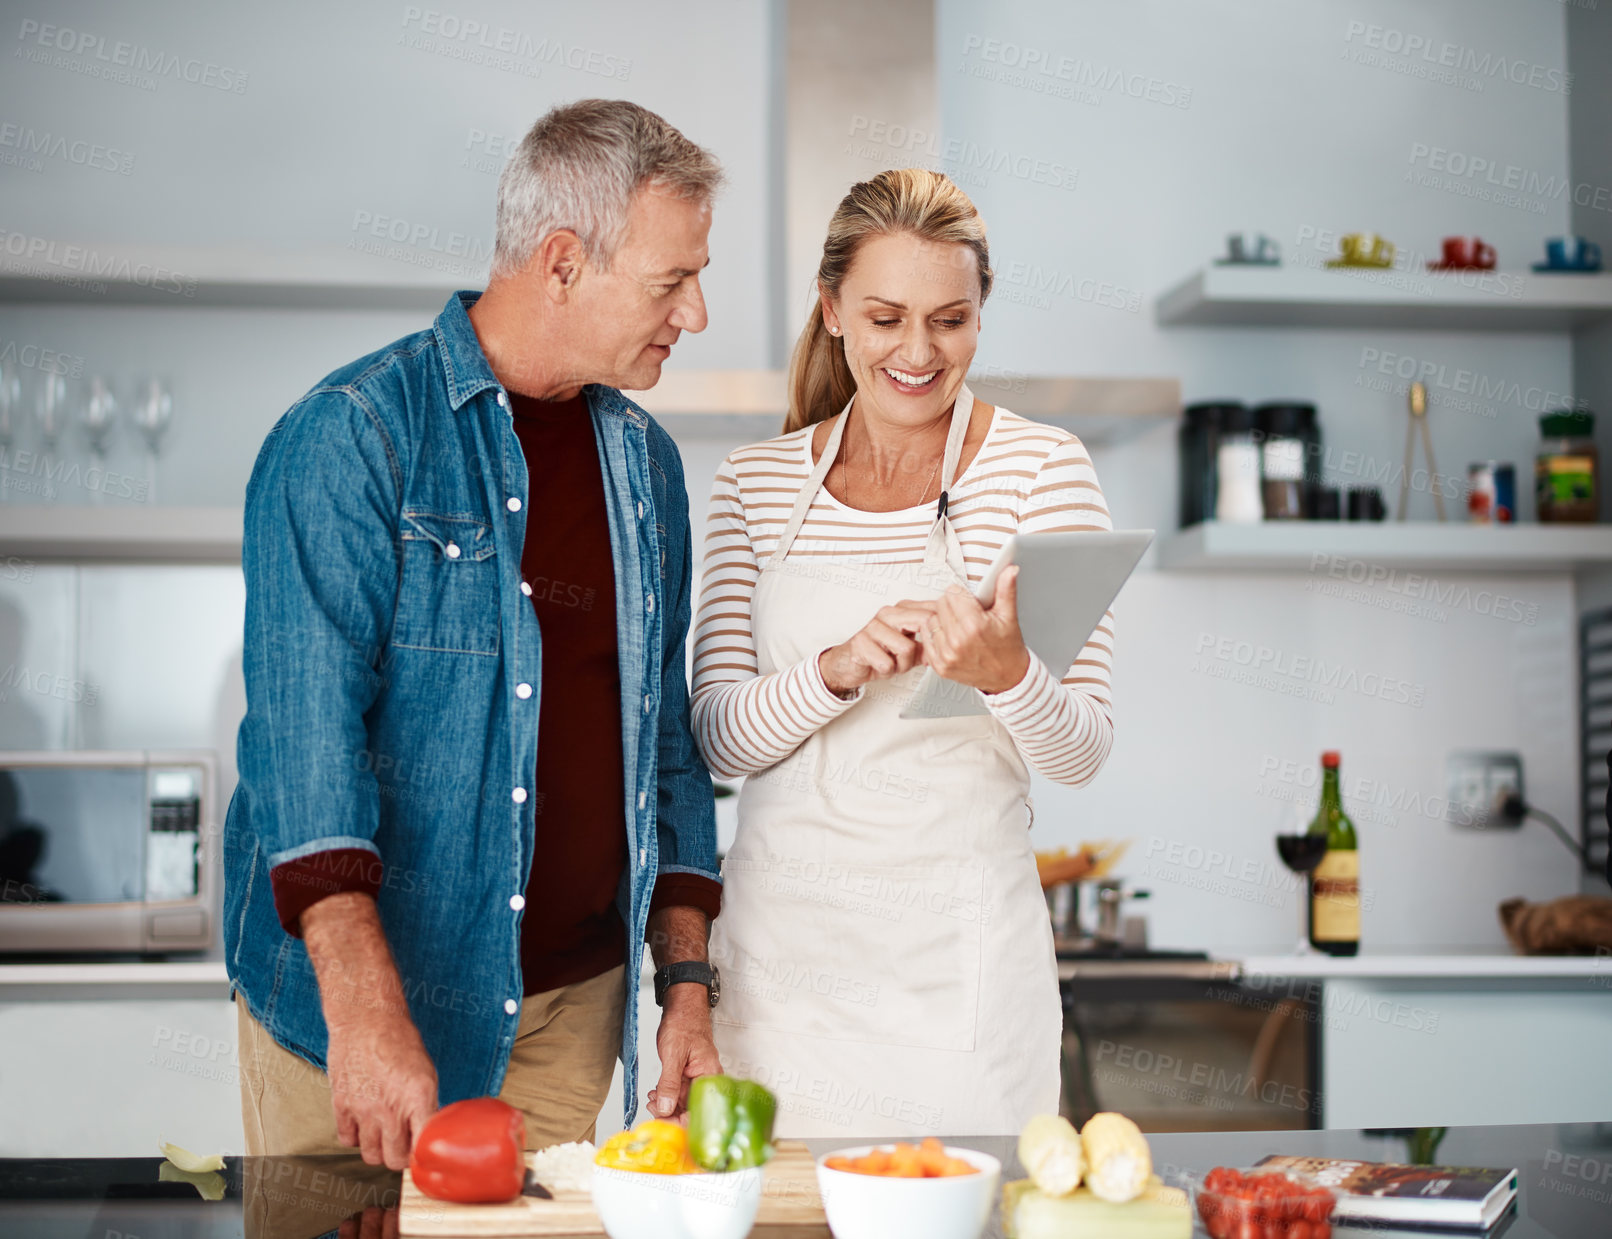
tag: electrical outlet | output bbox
[1446,751,1524,828]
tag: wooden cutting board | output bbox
[399,1140,824,1235]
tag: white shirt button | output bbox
[504,998,518,1015]
[637,501,644,519]
[638,791,647,810]
[520,580,533,596]
[509,894,525,911]
[496,392,508,408]
[643,694,652,713]
[512,787,528,804]
[444,542,461,560]
[516,682,533,699]
[506,496,521,512]
[639,847,648,865]
[645,593,654,614]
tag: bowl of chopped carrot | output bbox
[815,1139,1000,1239]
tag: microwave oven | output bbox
[0,750,219,955]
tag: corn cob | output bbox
[1017,1114,1085,1197]
[1080,1112,1152,1203]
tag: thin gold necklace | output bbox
[840,406,943,510]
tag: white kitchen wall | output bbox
[0,0,1597,960]
[0,0,779,506]
[915,0,1590,949]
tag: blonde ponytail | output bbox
[783,304,857,435]
[784,168,992,434]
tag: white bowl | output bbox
[815,1145,1001,1239]
[591,1164,763,1239]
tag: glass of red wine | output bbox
[1276,832,1328,953]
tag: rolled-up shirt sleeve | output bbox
[233,387,402,932]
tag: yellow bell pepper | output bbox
[594,1119,696,1175]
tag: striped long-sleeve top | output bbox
[690,407,1116,787]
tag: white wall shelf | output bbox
[1157,520,1612,572]
[1156,265,1612,331]
[640,370,1181,445]
[0,506,243,563]
[0,245,462,311]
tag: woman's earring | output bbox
[828,326,839,335]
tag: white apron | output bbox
[709,386,1062,1138]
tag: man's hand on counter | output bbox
[646,905,723,1119]
[303,892,439,1171]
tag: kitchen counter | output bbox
[0,960,230,999]
[1054,949,1612,983]
[1,1120,1605,1238]
[1233,949,1612,981]
[1,949,1599,993]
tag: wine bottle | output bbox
[1308,750,1360,956]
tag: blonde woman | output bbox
[692,169,1115,1137]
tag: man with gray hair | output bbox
[225,99,726,1169]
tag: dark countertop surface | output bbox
[1,1121,1607,1238]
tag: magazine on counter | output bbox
[1255,1155,1519,1229]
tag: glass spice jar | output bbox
[1536,409,1598,523]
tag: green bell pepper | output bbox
[687,1074,777,1172]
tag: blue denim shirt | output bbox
[224,291,719,1122]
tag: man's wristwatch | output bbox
[653,961,720,1008]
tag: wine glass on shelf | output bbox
[78,376,119,504]
[1275,810,1328,955]
[130,376,172,505]
[0,361,20,503]
[35,372,71,459]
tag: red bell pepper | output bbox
[409,1097,526,1204]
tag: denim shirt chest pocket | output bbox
[394,510,501,656]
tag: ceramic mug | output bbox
[1544,236,1603,271]
[1440,236,1496,269]
[1339,233,1394,266]
[1225,232,1279,264]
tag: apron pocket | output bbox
[711,858,984,1052]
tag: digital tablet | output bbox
[898,530,1155,720]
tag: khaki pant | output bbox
[238,964,627,1156]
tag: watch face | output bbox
[709,965,721,1007]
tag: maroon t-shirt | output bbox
[270,388,721,992]
[508,391,628,993]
